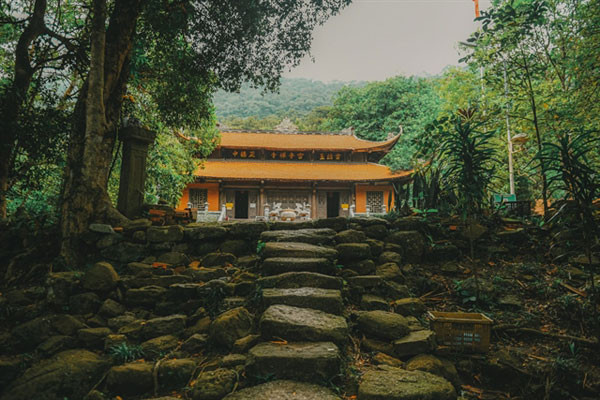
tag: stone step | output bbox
[260,228,336,245]
[260,304,348,344]
[223,380,341,399]
[262,242,338,261]
[262,257,334,275]
[257,271,343,290]
[246,341,341,382]
[262,288,344,315]
[358,367,456,400]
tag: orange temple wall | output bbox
[355,184,394,213]
[177,183,220,211]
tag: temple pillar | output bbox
[117,126,157,218]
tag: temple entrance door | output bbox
[327,192,340,218]
[235,191,249,219]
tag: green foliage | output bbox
[323,76,441,170]
[213,78,361,119]
[256,240,266,255]
[436,109,497,218]
[109,343,145,364]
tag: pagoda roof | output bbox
[216,130,401,153]
[194,159,411,182]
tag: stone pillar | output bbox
[117,126,156,218]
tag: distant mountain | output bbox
[213,78,364,118]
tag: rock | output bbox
[226,221,268,238]
[426,244,460,263]
[223,379,341,400]
[247,341,341,382]
[391,298,426,317]
[262,287,344,314]
[372,352,404,368]
[358,367,456,400]
[46,272,80,306]
[260,305,348,344]
[209,307,254,348]
[261,228,335,245]
[185,224,228,241]
[314,216,348,232]
[237,255,259,269]
[11,316,53,349]
[262,257,333,275]
[383,281,411,299]
[376,263,404,283]
[184,267,227,282]
[220,353,247,368]
[348,275,385,290]
[364,224,389,240]
[104,334,127,351]
[108,314,138,330]
[51,314,86,335]
[106,362,154,396]
[357,311,410,340]
[362,338,395,355]
[361,294,389,311]
[258,272,343,290]
[158,358,197,390]
[147,225,184,242]
[202,252,237,267]
[393,217,428,232]
[98,299,126,318]
[142,314,186,339]
[181,333,209,354]
[157,251,190,266]
[78,327,111,348]
[132,230,146,243]
[387,231,425,263]
[366,239,385,257]
[192,368,237,400]
[124,218,152,232]
[406,354,460,388]
[497,228,528,245]
[336,243,371,262]
[127,262,154,275]
[232,334,261,353]
[335,229,367,244]
[96,233,124,249]
[69,292,102,315]
[118,320,145,340]
[222,296,246,310]
[141,335,179,357]
[126,285,167,306]
[220,239,249,256]
[81,262,119,292]
[101,242,147,263]
[89,223,115,234]
[2,350,109,400]
[37,335,76,356]
[263,242,337,260]
[347,259,376,275]
[378,251,402,265]
[393,330,436,358]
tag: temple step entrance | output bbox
[235,190,249,219]
[326,192,340,218]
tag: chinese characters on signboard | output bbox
[225,149,345,161]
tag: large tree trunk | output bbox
[0,0,47,219]
[60,0,141,265]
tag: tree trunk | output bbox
[523,58,549,217]
[0,0,47,219]
[60,0,141,265]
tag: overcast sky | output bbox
[284,0,492,82]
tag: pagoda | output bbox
[176,128,411,219]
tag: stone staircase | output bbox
[239,229,347,397]
[228,226,457,400]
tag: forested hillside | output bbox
[213,78,363,119]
